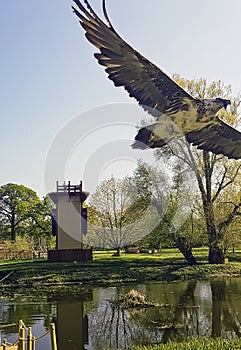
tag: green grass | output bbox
[0,248,241,290]
[131,338,241,350]
[1,249,241,349]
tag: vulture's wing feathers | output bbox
[186,121,241,159]
[72,0,194,115]
[73,0,241,160]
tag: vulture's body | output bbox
[72,0,241,159]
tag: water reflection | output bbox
[50,292,91,350]
[0,278,241,349]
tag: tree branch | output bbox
[218,199,241,232]
[213,164,241,203]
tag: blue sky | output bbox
[1,0,241,198]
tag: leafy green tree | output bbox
[133,161,198,265]
[0,184,52,244]
[22,195,53,248]
[213,184,241,253]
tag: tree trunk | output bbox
[189,148,225,264]
[209,245,224,264]
[113,247,121,256]
[116,247,121,256]
[10,215,16,241]
[205,208,224,264]
[175,236,197,265]
[202,151,224,264]
[169,220,197,265]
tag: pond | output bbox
[1,278,241,349]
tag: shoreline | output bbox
[0,249,241,291]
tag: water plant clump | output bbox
[111,289,167,309]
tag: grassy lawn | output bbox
[131,338,241,350]
[0,247,241,290]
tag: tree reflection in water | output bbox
[211,280,241,339]
[1,279,241,349]
[87,287,163,349]
[87,279,241,348]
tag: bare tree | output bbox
[88,176,151,254]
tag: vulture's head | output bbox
[216,98,231,110]
[203,98,231,114]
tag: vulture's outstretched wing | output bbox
[72,0,241,160]
[72,0,194,115]
[186,121,241,159]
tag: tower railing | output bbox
[56,181,83,195]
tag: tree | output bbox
[0,183,52,244]
[88,175,153,254]
[155,76,241,264]
[21,195,53,248]
[213,184,241,253]
[132,161,198,265]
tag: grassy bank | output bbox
[0,248,241,290]
[131,338,241,350]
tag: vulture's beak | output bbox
[224,99,231,110]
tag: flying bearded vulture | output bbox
[72,0,241,159]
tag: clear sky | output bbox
[1,0,241,198]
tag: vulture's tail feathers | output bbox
[132,123,172,149]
